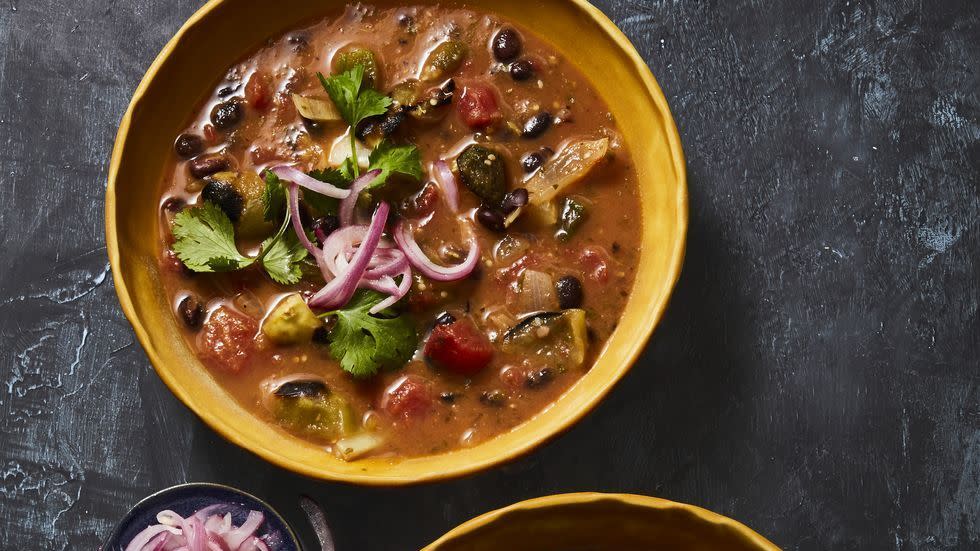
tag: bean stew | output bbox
[158,4,641,460]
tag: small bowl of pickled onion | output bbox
[101,483,301,551]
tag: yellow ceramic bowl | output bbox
[106,0,686,484]
[424,493,780,550]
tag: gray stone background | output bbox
[1,0,977,549]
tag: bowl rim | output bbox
[422,492,780,550]
[105,0,688,485]
[100,482,302,550]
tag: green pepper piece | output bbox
[457,144,506,205]
[555,197,588,241]
[420,40,468,82]
[274,393,355,441]
[333,46,381,89]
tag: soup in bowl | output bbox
[107,0,686,483]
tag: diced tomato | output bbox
[381,375,432,420]
[245,71,273,112]
[424,318,494,376]
[402,183,440,218]
[457,84,499,129]
[579,246,610,283]
[199,307,258,373]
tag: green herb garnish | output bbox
[171,173,308,283]
[317,65,392,178]
[322,290,417,378]
[366,138,423,189]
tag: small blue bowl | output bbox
[102,483,302,551]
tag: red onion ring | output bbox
[309,202,390,310]
[124,505,270,551]
[369,266,413,313]
[339,169,383,226]
[271,165,351,199]
[288,184,318,257]
[125,525,179,551]
[432,160,459,212]
[224,510,264,550]
[393,220,480,281]
[146,532,170,551]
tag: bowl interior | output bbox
[101,483,300,551]
[107,0,686,483]
[424,494,779,551]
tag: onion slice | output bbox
[123,504,269,551]
[339,169,383,226]
[393,220,480,282]
[271,165,351,199]
[288,184,320,258]
[369,266,412,314]
[309,202,390,310]
[432,160,459,212]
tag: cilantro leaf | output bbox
[172,202,253,272]
[261,170,286,222]
[260,229,308,285]
[338,157,357,181]
[304,167,352,215]
[327,290,418,378]
[318,66,392,129]
[366,139,423,189]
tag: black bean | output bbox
[287,34,309,51]
[379,111,406,135]
[161,196,185,213]
[201,180,244,222]
[311,216,340,243]
[217,85,237,98]
[476,206,506,232]
[442,78,457,93]
[177,295,204,329]
[492,28,523,62]
[210,98,244,130]
[174,133,204,158]
[398,13,415,27]
[525,367,554,388]
[509,59,535,81]
[521,152,544,173]
[435,312,457,325]
[480,389,508,407]
[439,391,457,403]
[188,154,230,178]
[501,188,528,215]
[312,326,330,345]
[555,275,584,309]
[522,112,552,139]
[354,116,381,141]
[274,379,328,398]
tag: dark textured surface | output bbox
[1,1,977,549]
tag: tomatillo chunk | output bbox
[262,293,323,345]
[421,40,467,82]
[333,46,381,88]
[273,391,355,441]
[457,144,506,205]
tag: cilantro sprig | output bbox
[366,139,423,188]
[321,290,418,378]
[171,173,308,284]
[317,65,392,178]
